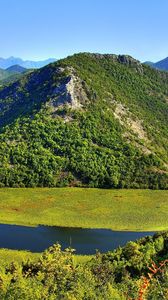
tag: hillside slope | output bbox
[0,68,9,81]
[6,65,27,74]
[0,53,167,188]
[0,66,29,86]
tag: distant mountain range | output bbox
[144,57,168,71]
[0,56,57,69]
[0,56,57,85]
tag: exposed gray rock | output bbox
[48,68,88,110]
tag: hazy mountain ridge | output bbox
[6,65,27,74]
[154,57,168,71]
[0,52,167,188]
[145,57,168,71]
[0,56,57,69]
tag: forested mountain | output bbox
[0,53,167,188]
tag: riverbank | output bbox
[0,188,167,231]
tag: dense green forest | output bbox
[0,53,167,188]
[0,232,168,299]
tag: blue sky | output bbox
[0,0,168,62]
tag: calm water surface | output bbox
[0,224,155,254]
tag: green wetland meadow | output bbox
[0,188,167,231]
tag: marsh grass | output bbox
[0,248,40,265]
[0,188,167,231]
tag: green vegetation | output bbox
[0,67,27,86]
[0,188,167,231]
[0,232,168,299]
[0,53,167,189]
[0,68,10,82]
[0,247,91,266]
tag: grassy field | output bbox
[0,188,167,231]
[0,248,92,268]
[0,248,92,266]
[0,249,91,266]
[0,248,40,266]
